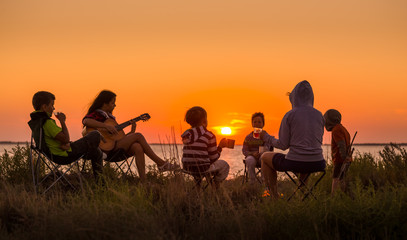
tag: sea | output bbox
[2,142,404,177]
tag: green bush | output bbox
[0,144,32,184]
[379,143,407,186]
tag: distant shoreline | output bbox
[351,143,407,146]
[0,141,29,145]
[1,141,406,146]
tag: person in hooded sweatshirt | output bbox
[181,106,230,188]
[260,80,326,199]
[324,109,352,195]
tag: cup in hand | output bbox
[226,139,235,149]
[253,128,262,139]
[53,110,62,117]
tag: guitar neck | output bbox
[115,117,142,131]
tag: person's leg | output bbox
[115,133,166,166]
[127,143,146,182]
[245,156,257,183]
[208,160,230,188]
[70,131,103,179]
[260,152,279,198]
[331,162,343,195]
[331,178,341,195]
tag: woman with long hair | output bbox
[82,90,179,182]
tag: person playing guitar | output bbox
[82,90,179,182]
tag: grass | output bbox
[0,143,407,239]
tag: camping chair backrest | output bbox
[28,117,51,158]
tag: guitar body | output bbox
[82,113,150,152]
[82,118,126,152]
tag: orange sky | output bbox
[1,0,406,144]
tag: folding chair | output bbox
[182,167,215,190]
[104,149,137,178]
[242,158,262,184]
[284,170,326,201]
[28,120,84,194]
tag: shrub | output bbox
[0,144,32,184]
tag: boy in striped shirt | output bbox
[181,106,230,188]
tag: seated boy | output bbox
[242,112,273,184]
[324,109,352,195]
[28,91,104,181]
[181,106,230,188]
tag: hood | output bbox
[289,80,314,108]
[28,111,50,133]
[30,111,51,121]
[181,126,206,144]
[324,109,341,131]
[28,111,51,155]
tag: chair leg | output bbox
[285,172,300,201]
[242,160,262,185]
[255,168,262,184]
[285,171,326,201]
[32,153,85,194]
[112,156,137,178]
[193,175,203,189]
[187,173,213,191]
[29,148,36,193]
[285,172,310,201]
[302,171,326,201]
[44,162,78,193]
[76,161,84,191]
[242,164,248,185]
[115,161,128,176]
[296,174,316,201]
[37,156,55,186]
[124,157,137,177]
[202,174,215,190]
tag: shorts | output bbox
[272,153,326,173]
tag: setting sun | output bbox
[221,127,232,135]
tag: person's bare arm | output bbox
[129,120,137,134]
[83,118,118,134]
[54,112,70,144]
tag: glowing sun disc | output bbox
[221,127,232,135]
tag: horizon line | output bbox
[1,141,407,146]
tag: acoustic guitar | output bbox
[82,113,151,152]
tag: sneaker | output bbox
[262,189,271,198]
[158,161,180,172]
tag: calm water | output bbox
[2,142,400,177]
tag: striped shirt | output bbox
[181,126,221,173]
